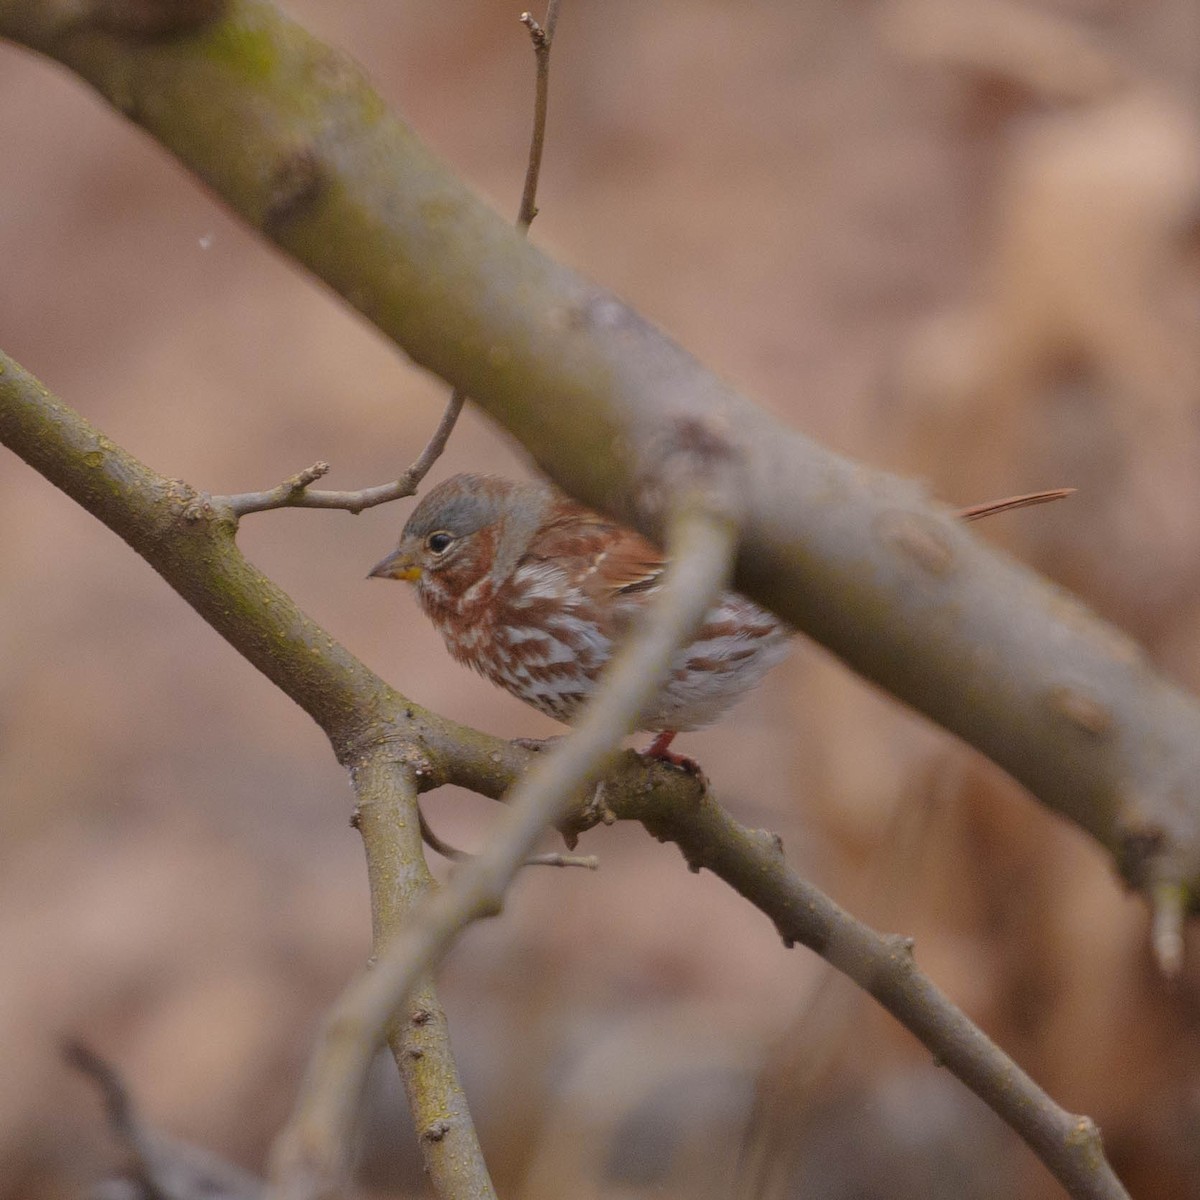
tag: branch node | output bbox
[422,1120,452,1143]
[1066,1114,1105,1155]
[263,145,323,232]
[290,460,331,491]
[520,12,546,46]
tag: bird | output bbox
[369,472,1071,767]
[368,472,790,766]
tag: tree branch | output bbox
[345,751,496,1200]
[3,0,1198,902]
[0,352,496,1196]
[0,351,1128,1197]
[572,776,1130,1200]
[223,389,464,516]
[517,0,561,228]
[221,0,561,519]
[65,1040,265,1200]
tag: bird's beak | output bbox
[367,548,421,582]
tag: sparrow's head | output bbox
[368,473,551,600]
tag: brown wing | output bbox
[528,499,666,601]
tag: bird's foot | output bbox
[641,731,703,776]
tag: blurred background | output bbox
[2,1,1199,1196]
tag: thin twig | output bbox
[419,802,598,869]
[525,849,600,868]
[581,776,1132,1200]
[264,502,737,1200]
[225,1,561,519]
[517,0,561,228]
[956,487,1075,522]
[66,1040,265,1200]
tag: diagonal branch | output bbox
[0,351,493,1197]
[65,1040,265,1200]
[3,0,1199,903]
[572,775,1131,1200]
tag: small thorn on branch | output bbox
[1152,881,1187,979]
[520,12,547,46]
[288,460,330,492]
[419,803,597,870]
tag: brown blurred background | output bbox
[2,1,1200,1196]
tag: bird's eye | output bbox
[425,531,455,555]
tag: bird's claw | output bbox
[642,747,704,775]
[641,731,703,775]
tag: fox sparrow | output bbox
[368,472,790,762]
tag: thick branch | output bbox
[3,1,1199,897]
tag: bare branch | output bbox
[66,1040,265,1200]
[346,753,496,1200]
[224,0,561,519]
[574,775,1131,1200]
[518,0,562,228]
[0,370,489,1196]
[265,501,738,1200]
[223,388,465,517]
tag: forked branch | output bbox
[223,2,562,519]
[265,499,738,1200]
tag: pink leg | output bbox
[643,731,702,774]
[646,731,676,759]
